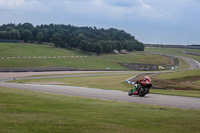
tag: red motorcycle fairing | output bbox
[140,82,152,90]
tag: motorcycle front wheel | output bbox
[128,90,133,96]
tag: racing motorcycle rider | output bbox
[132,76,151,95]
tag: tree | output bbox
[36,32,44,44]
[5,27,14,31]
[41,28,49,42]
[94,43,103,55]
[98,40,112,53]
[77,34,87,45]
[11,29,20,40]
[80,40,89,51]
[0,22,145,53]
[22,30,33,42]
[135,40,144,51]
[50,33,63,47]
[22,23,34,30]
[0,31,6,39]
[124,40,135,51]
[113,41,122,51]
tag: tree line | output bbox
[0,23,144,54]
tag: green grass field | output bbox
[0,43,173,70]
[0,43,87,57]
[1,87,200,133]
[0,57,129,70]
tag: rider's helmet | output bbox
[144,76,151,82]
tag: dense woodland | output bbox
[0,23,144,54]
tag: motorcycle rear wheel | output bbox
[139,87,149,97]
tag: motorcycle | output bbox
[128,81,152,97]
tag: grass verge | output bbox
[9,73,200,97]
[152,69,200,93]
[10,74,136,91]
[0,87,200,133]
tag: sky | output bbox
[0,0,200,45]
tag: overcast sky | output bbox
[0,0,200,45]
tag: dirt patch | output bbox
[152,78,200,91]
[166,57,175,66]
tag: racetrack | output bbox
[148,52,200,69]
[0,54,199,110]
[1,82,200,110]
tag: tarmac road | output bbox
[148,52,200,69]
[176,56,200,69]
[0,83,200,110]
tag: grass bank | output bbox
[0,43,87,56]
[100,52,171,65]
[0,57,129,70]
[0,43,174,70]
[0,87,200,133]
[153,69,200,92]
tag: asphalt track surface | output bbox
[0,54,200,110]
[0,83,200,110]
[148,52,200,69]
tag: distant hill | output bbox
[0,23,144,54]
